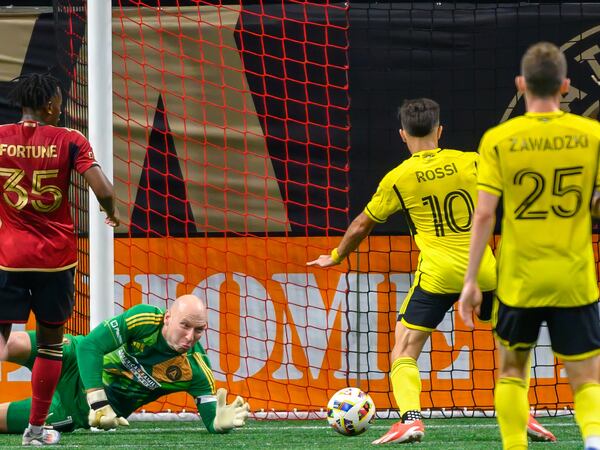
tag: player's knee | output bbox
[498,363,528,380]
[36,321,64,346]
[564,357,600,392]
[5,332,32,363]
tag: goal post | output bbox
[88,0,115,328]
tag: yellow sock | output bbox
[574,383,600,440]
[495,377,528,450]
[390,357,421,417]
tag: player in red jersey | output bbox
[0,73,119,446]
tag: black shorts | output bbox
[0,268,75,325]
[398,285,494,331]
[493,298,600,360]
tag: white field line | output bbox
[70,421,577,434]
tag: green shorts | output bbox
[6,331,90,432]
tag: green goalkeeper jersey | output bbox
[75,304,216,418]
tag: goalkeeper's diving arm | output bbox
[76,315,132,430]
[196,388,250,433]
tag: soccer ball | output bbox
[326,387,376,436]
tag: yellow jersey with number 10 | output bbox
[478,111,600,308]
[364,148,496,294]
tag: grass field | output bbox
[0,416,582,449]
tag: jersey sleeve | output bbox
[189,348,217,397]
[476,130,503,196]
[364,170,403,223]
[192,348,221,433]
[76,304,164,390]
[68,129,99,174]
[196,395,219,433]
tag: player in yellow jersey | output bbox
[307,98,554,444]
[459,42,600,450]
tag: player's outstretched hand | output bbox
[213,388,251,432]
[458,280,482,330]
[104,207,120,227]
[306,254,338,268]
[87,389,129,430]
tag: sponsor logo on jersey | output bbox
[118,348,161,390]
[109,319,123,345]
[166,365,182,381]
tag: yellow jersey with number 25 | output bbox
[478,111,600,308]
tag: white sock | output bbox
[28,424,43,435]
[586,436,600,449]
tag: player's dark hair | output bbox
[521,42,566,97]
[397,98,440,138]
[7,72,61,109]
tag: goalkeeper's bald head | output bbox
[162,294,208,353]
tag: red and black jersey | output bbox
[0,121,98,270]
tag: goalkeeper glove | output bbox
[212,388,250,432]
[87,389,130,430]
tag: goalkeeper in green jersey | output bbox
[0,294,250,444]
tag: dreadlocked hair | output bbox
[7,73,60,109]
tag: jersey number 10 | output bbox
[422,189,475,236]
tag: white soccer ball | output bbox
[326,387,376,436]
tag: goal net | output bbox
[55,0,600,417]
[55,0,91,336]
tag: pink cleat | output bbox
[372,420,425,445]
[527,415,556,442]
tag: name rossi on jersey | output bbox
[416,163,458,183]
[0,144,58,158]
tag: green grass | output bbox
[0,417,581,449]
